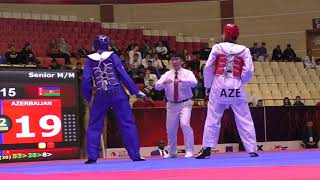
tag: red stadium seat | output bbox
[56,58,65,65]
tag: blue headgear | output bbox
[93,35,111,51]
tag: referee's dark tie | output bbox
[174,71,179,102]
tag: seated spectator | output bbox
[48,39,59,54]
[302,121,319,149]
[155,41,168,60]
[316,59,320,69]
[153,53,164,75]
[248,102,254,107]
[182,49,191,61]
[188,51,201,78]
[304,49,316,69]
[249,42,259,61]
[283,97,292,106]
[134,71,145,84]
[5,44,20,64]
[20,42,39,65]
[271,45,283,61]
[293,96,304,106]
[258,42,268,61]
[142,54,153,68]
[48,39,71,65]
[59,38,71,64]
[126,39,136,52]
[48,58,61,69]
[130,53,142,78]
[150,140,168,156]
[141,39,152,58]
[256,99,264,107]
[74,62,83,82]
[143,79,155,97]
[110,40,121,55]
[144,69,158,86]
[283,44,297,62]
[129,45,142,63]
[120,54,132,75]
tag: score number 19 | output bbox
[16,115,61,138]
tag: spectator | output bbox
[134,71,145,84]
[155,41,168,59]
[302,121,319,149]
[150,140,168,156]
[249,43,259,61]
[120,54,131,74]
[48,58,61,69]
[126,39,136,52]
[182,49,191,61]
[142,54,153,69]
[258,42,268,61]
[48,39,59,55]
[256,99,264,107]
[48,39,71,65]
[110,41,121,55]
[144,59,159,78]
[188,51,201,78]
[143,79,156,97]
[283,97,291,106]
[293,96,304,106]
[304,49,316,69]
[130,53,142,77]
[19,42,39,65]
[5,44,20,64]
[248,102,254,107]
[141,39,152,58]
[74,62,83,82]
[271,45,283,61]
[153,53,164,74]
[129,45,142,64]
[144,69,158,86]
[283,44,297,62]
[59,38,71,64]
[315,59,320,69]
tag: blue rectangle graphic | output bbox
[0,99,3,146]
[41,87,60,91]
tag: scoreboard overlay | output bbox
[0,69,80,163]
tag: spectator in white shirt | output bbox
[155,53,198,159]
[182,49,191,61]
[153,53,164,70]
[304,49,316,69]
[130,54,142,78]
[155,41,168,59]
[142,54,154,69]
[129,45,142,65]
[144,69,158,86]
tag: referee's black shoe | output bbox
[249,152,259,157]
[195,147,211,159]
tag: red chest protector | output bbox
[214,54,244,78]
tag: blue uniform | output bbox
[81,50,141,161]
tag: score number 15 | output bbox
[0,88,16,97]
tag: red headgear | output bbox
[223,24,239,41]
